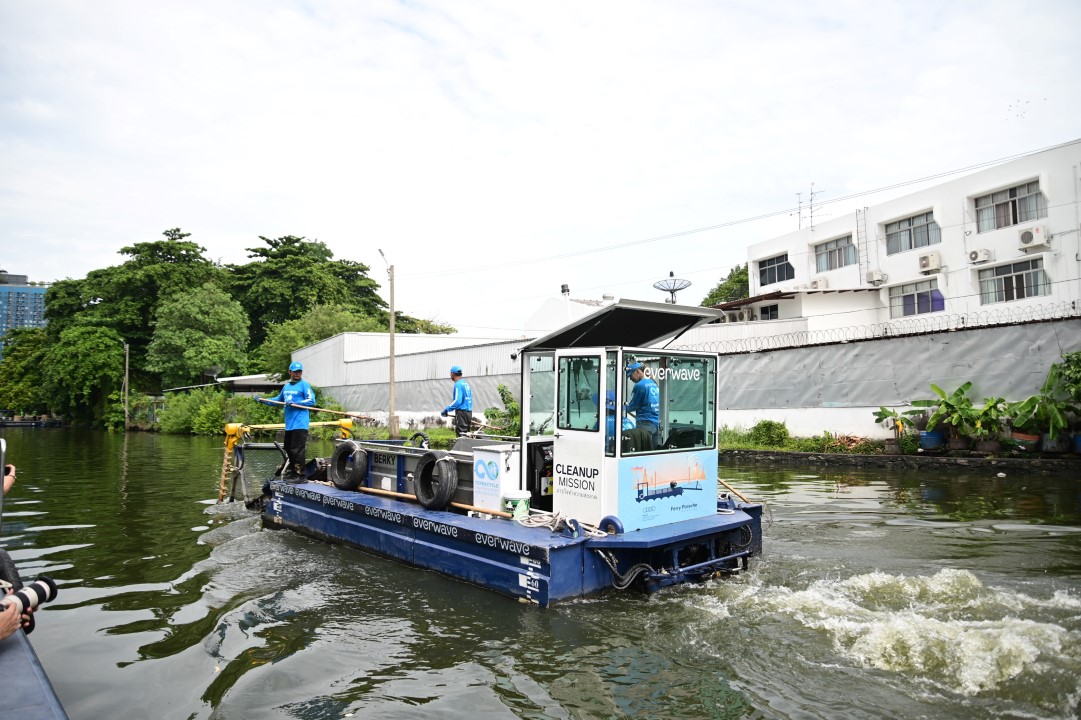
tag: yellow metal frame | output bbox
[218,419,355,501]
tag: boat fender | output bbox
[599,516,624,535]
[330,441,368,491]
[413,451,459,510]
[0,548,23,593]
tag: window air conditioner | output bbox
[865,270,885,285]
[918,251,941,274]
[1018,225,1050,251]
[968,248,992,264]
[809,277,828,290]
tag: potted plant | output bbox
[1009,365,1078,453]
[912,382,976,450]
[1052,350,1081,454]
[871,406,921,455]
[970,397,1008,453]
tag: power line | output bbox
[404,138,1081,280]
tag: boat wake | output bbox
[692,567,1081,715]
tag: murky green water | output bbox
[2,428,1080,719]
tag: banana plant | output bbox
[1008,368,1078,441]
[911,382,976,440]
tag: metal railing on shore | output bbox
[674,301,1080,354]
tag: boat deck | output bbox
[265,480,758,606]
[0,630,68,719]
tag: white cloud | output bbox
[1,0,1079,334]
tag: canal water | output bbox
[2,428,1079,720]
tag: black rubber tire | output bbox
[0,548,23,592]
[407,432,430,449]
[413,451,459,510]
[330,441,368,491]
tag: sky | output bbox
[2,0,1079,337]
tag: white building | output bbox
[679,140,1081,348]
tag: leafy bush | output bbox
[482,384,521,438]
[158,387,225,434]
[748,420,789,446]
[192,393,227,435]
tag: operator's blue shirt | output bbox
[626,377,660,425]
[444,378,473,413]
[269,379,316,430]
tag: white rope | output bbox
[517,509,607,538]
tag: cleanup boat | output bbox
[222,300,763,606]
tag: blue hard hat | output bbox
[450,365,463,375]
[625,362,643,377]
[289,362,303,372]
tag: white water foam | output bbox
[700,568,1081,699]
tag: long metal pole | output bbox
[124,342,130,428]
[388,263,399,439]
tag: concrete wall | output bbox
[715,317,1081,439]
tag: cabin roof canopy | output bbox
[519,299,723,352]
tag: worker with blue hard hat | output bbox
[625,361,660,449]
[593,390,635,452]
[442,365,474,437]
[257,360,316,482]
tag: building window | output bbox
[975,180,1046,233]
[758,254,794,287]
[760,304,779,320]
[886,212,940,255]
[815,235,857,272]
[978,258,1050,304]
[888,279,944,318]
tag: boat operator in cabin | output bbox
[441,365,474,437]
[257,361,316,482]
[625,362,661,450]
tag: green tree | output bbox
[227,236,385,346]
[0,327,51,414]
[43,325,125,425]
[701,264,749,307]
[251,304,385,374]
[44,228,222,392]
[145,282,250,388]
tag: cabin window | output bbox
[622,353,716,455]
[557,356,601,432]
[605,351,619,457]
[527,354,555,435]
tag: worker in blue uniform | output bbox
[441,365,474,437]
[593,390,635,453]
[258,361,316,482]
[625,362,660,449]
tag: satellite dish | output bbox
[653,271,691,304]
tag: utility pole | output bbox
[123,342,130,429]
[378,249,400,439]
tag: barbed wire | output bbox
[673,302,1081,354]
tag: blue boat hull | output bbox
[264,481,761,606]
